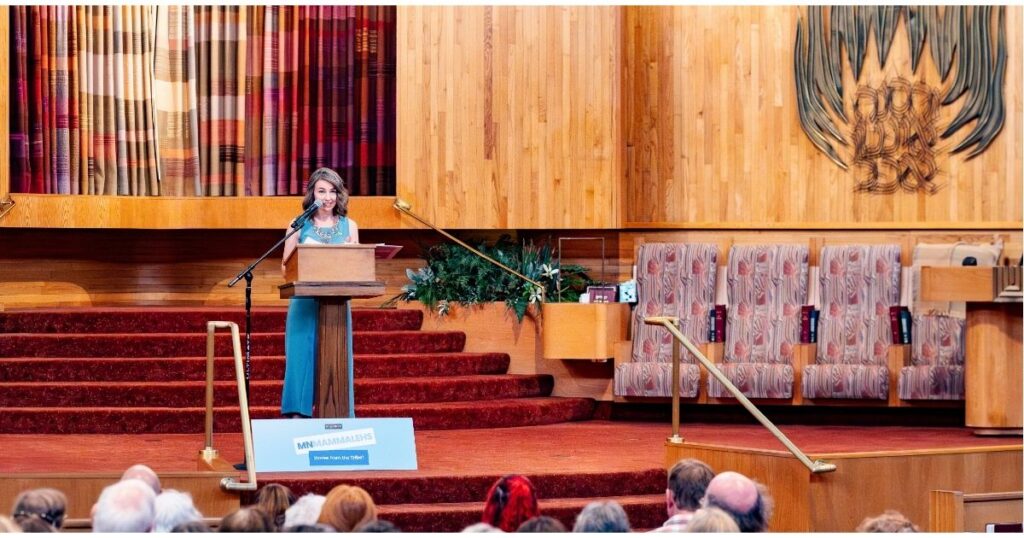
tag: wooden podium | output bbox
[279,244,385,418]
[921,266,1022,435]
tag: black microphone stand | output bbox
[228,218,308,401]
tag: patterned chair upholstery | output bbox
[898,314,965,400]
[707,245,808,399]
[802,245,901,400]
[614,243,718,397]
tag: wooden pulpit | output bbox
[279,244,385,418]
[921,266,1022,435]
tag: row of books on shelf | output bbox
[705,305,913,344]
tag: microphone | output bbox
[290,199,323,229]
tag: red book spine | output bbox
[714,305,726,343]
[800,305,813,343]
[889,305,902,343]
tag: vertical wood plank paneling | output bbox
[397,6,622,229]
[625,6,1023,227]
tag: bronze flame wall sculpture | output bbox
[794,6,1007,194]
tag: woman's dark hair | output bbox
[218,507,275,533]
[256,483,296,530]
[302,168,349,217]
[12,488,67,530]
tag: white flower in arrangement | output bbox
[539,263,559,279]
[528,284,544,304]
[437,300,450,316]
[400,283,416,298]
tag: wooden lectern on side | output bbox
[921,266,1023,436]
[279,244,385,418]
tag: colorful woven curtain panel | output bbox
[245,5,396,196]
[153,6,247,196]
[9,5,396,197]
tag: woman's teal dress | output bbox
[281,216,353,417]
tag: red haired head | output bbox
[481,475,539,532]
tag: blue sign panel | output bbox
[251,418,417,472]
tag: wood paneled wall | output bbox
[624,6,1023,227]
[3,229,1018,310]
[397,6,623,229]
[0,6,1020,230]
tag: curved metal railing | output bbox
[199,321,258,491]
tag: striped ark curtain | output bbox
[9,6,159,195]
[153,6,247,196]
[245,6,395,196]
[9,5,395,197]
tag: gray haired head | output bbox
[284,494,327,528]
[572,500,631,533]
[92,478,156,533]
[152,489,203,532]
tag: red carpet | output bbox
[0,308,596,433]
[2,421,1012,532]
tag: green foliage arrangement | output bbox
[395,235,596,321]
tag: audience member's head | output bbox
[571,501,631,533]
[171,520,213,532]
[355,519,402,532]
[516,515,567,533]
[120,464,161,494]
[482,475,539,533]
[462,522,504,532]
[12,488,67,531]
[318,485,377,532]
[666,458,714,517]
[0,515,21,532]
[702,471,772,533]
[153,489,204,533]
[92,478,157,533]
[283,523,335,532]
[685,507,740,533]
[16,516,54,532]
[856,510,920,532]
[284,494,327,529]
[218,507,275,533]
[256,484,296,529]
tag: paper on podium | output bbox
[375,244,402,260]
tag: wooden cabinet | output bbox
[541,303,631,360]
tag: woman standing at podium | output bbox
[280,168,360,418]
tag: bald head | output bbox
[121,464,161,494]
[705,472,757,512]
[703,471,771,532]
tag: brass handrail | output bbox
[199,321,258,491]
[645,316,836,474]
[0,195,15,220]
[393,198,546,302]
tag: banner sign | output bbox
[251,418,417,472]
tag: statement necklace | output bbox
[312,219,341,242]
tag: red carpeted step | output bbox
[376,494,666,532]
[0,353,510,382]
[0,308,423,334]
[0,398,595,434]
[0,375,554,406]
[248,469,664,506]
[0,331,467,358]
